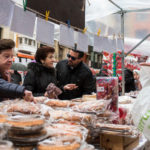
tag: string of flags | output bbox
[0,0,124,53]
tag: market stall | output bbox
[0,0,150,149]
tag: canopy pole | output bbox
[125,34,150,57]
[121,12,125,95]
[108,0,125,95]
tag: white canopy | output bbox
[86,0,150,56]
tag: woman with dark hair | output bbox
[23,46,57,96]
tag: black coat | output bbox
[0,75,25,101]
[56,60,95,100]
[124,68,136,93]
[23,62,57,96]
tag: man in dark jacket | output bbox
[0,39,34,101]
[56,49,95,100]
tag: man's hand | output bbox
[63,84,78,91]
[24,90,34,102]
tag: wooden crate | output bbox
[100,133,139,150]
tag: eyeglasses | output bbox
[67,54,78,61]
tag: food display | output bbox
[96,77,118,112]
[0,94,140,149]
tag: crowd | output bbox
[0,39,95,101]
[0,38,143,102]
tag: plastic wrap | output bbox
[72,100,111,115]
[46,122,88,142]
[49,110,94,126]
[119,96,135,104]
[82,94,96,101]
[119,104,134,125]
[95,123,139,137]
[79,142,97,150]
[34,96,47,104]
[125,91,139,98]
[37,136,81,150]
[0,123,8,140]
[96,77,118,112]
[6,101,41,114]
[0,140,14,150]
[44,99,75,108]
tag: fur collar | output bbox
[28,62,55,74]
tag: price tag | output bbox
[97,86,104,92]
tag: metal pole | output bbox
[126,34,150,56]
[108,0,125,95]
[121,12,125,95]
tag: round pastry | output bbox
[37,136,81,150]
[0,113,8,123]
[6,114,45,127]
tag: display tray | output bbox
[6,124,44,135]
[7,129,49,143]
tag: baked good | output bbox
[0,113,8,123]
[96,123,134,131]
[38,136,81,150]
[82,94,96,101]
[7,101,40,114]
[6,114,45,127]
[72,100,107,114]
[34,97,47,103]
[45,99,75,108]
[46,123,88,140]
[49,110,92,124]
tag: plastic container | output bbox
[0,140,14,150]
[96,77,118,112]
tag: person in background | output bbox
[124,68,136,93]
[23,46,57,97]
[97,63,108,76]
[133,69,142,90]
[56,49,95,100]
[0,39,34,102]
[10,70,22,85]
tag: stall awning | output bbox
[17,52,34,59]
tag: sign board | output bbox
[27,0,85,29]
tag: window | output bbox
[29,39,32,45]
[25,38,28,44]
[19,37,22,44]
[33,40,36,46]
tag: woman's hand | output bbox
[24,90,34,102]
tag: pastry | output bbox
[6,115,45,127]
[45,99,75,108]
[38,136,81,150]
